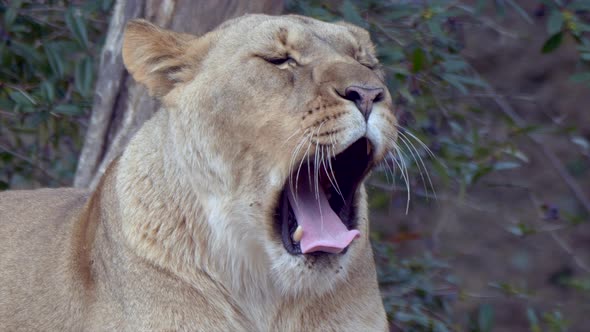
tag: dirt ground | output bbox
[371,2,590,330]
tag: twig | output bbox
[0,143,66,185]
[0,110,15,117]
[472,72,590,217]
[439,92,536,102]
[492,184,590,274]
[455,4,521,39]
[550,232,590,273]
[373,22,405,46]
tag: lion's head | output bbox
[122,14,397,297]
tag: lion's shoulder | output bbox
[0,188,89,220]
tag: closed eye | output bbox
[266,57,292,65]
[359,61,376,70]
[260,54,298,68]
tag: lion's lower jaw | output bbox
[270,254,354,297]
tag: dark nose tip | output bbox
[343,86,384,119]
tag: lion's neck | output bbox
[114,110,280,323]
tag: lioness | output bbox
[0,14,397,331]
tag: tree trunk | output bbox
[74,0,283,189]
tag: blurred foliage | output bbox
[285,0,590,330]
[2,0,590,330]
[0,0,112,188]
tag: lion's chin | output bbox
[267,240,358,297]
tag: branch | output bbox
[551,231,590,273]
[0,143,66,186]
[467,70,590,217]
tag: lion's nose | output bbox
[343,86,384,120]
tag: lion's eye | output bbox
[265,56,295,66]
[359,61,376,70]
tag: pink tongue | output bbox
[287,168,360,254]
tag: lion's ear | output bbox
[122,19,205,97]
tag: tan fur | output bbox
[0,15,397,331]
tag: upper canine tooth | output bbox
[292,225,303,242]
[367,140,372,155]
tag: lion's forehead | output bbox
[217,14,373,59]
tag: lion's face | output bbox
[123,15,397,296]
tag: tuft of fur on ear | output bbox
[122,19,202,97]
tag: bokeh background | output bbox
[2,0,590,331]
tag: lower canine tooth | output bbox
[292,225,303,242]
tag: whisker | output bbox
[380,156,395,186]
[327,133,345,202]
[326,145,345,202]
[389,148,411,214]
[398,131,436,199]
[295,132,314,205]
[317,144,325,231]
[394,124,438,161]
[396,148,411,214]
[281,128,302,148]
[289,130,310,202]
[313,121,326,201]
[313,122,327,227]
[397,133,429,197]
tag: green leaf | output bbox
[505,0,533,24]
[542,32,563,53]
[577,23,590,33]
[441,59,468,72]
[442,73,488,94]
[547,10,564,35]
[377,45,405,63]
[340,0,366,28]
[475,0,487,13]
[572,136,589,150]
[8,24,29,33]
[507,223,536,237]
[8,89,35,107]
[537,0,557,7]
[527,308,542,332]
[568,0,590,11]
[427,19,447,42]
[44,43,64,78]
[502,148,529,162]
[477,304,494,332]
[75,57,94,97]
[53,104,84,116]
[65,8,90,49]
[384,7,416,20]
[40,82,55,103]
[493,161,521,170]
[4,7,18,29]
[443,74,468,94]
[411,48,426,73]
[3,0,23,29]
[394,312,429,326]
[0,97,14,111]
[10,41,43,63]
[569,71,590,83]
[470,164,493,184]
[102,0,115,12]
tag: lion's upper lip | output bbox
[275,137,374,255]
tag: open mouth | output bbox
[274,137,373,256]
